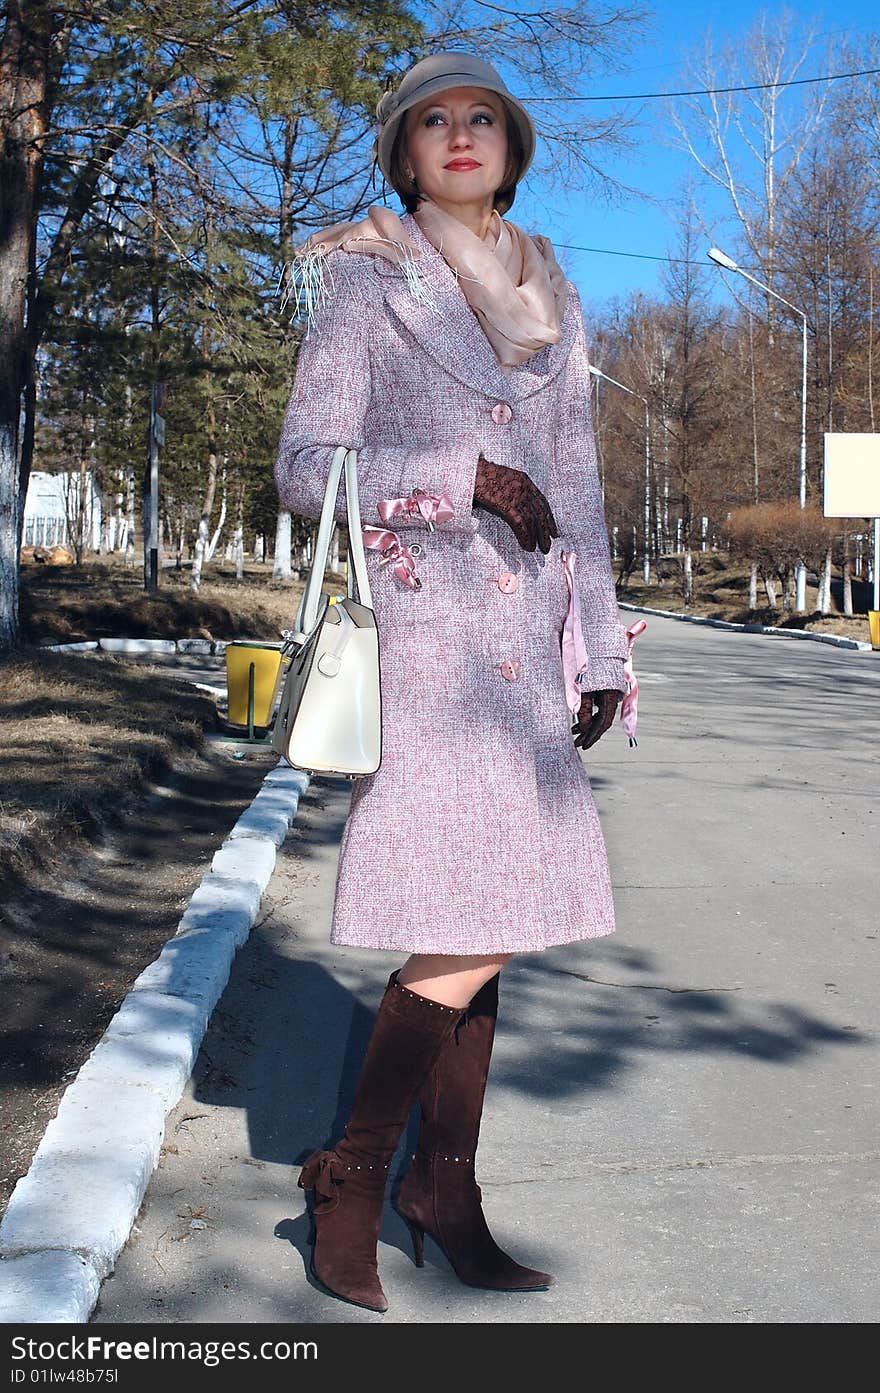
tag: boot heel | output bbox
[405,1218,425,1267]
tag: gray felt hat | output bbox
[374,52,537,186]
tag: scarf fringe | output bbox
[279,236,439,335]
[278,246,335,335]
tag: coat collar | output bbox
[371,212,578,404]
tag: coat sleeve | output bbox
[552,285,629,695]
[275,256,479,534]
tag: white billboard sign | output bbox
[823,433,880,518]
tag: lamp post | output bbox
[708,246,809,612]
[588,364,652,584]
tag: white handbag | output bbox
[272,446,382,777]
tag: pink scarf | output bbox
[293,199,568,372]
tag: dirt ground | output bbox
[0,650,223,898]
[19,555,346,646]
[0,735,277,1220]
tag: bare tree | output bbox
[727,500,835,613]
[671,12,832,303]
[657,203,728,604]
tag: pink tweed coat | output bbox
[275,213,629,954]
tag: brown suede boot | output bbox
[298,972,464,1312]
[393,972,554,1291]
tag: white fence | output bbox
[23,470,102,551]
[22,514,69,547]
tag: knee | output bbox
[472,954,513,990]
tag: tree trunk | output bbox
[0,408,20,648]
[682,548,693,606]
[815,545,833,615]
[842,530,853,616]
[233,486,245,581]
[75,437,88,564]
[124,468,136,566]
[749,562,759,610]
[192,389,219,594]
[143,84,161,593]
[273,510,292,579]
[191,516,209,593]
[190,518,207,593]
[764,574,777,608]
[206,488,226,562]
[0,4,54,650]
[109,466,124,552]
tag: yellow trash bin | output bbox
[869,611,880,650]
[225,641,284,730]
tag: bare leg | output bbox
[398,952,513,1009]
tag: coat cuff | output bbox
[577,621,630,694]
[577,658,627,696]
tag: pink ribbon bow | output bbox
[362,526,422,589]
[378,488,454,532]
[561,551,645,744]
[620,619,647,746]
[561,550,590,715]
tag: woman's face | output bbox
[402,86,509,214]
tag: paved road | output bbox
[93,619,880,1323]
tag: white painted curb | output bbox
[618,602,874,652]
[0,761,311,1324]
[37,637,272,656]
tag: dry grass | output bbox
[0,651,220,897]
[20,555,347,646]
[618,555,873,643]
[7,556,353,899]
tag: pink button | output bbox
[491,402,513,425]
[498,571,518,594]
[499,660,521,681]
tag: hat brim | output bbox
[376,73,536,187]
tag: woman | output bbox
[275,52,631,1314]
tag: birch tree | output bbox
[671,12,832,297]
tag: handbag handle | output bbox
[294,446,373,641]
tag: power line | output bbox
[525,65,880,103]
[555,242,707,265]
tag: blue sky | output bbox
[505,0,879,312]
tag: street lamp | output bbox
[588,364,652,584]
[708,246,809,612]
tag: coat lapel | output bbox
[372,213,578,406]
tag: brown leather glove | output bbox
[473,453,559,554]
[572,689,621,750]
